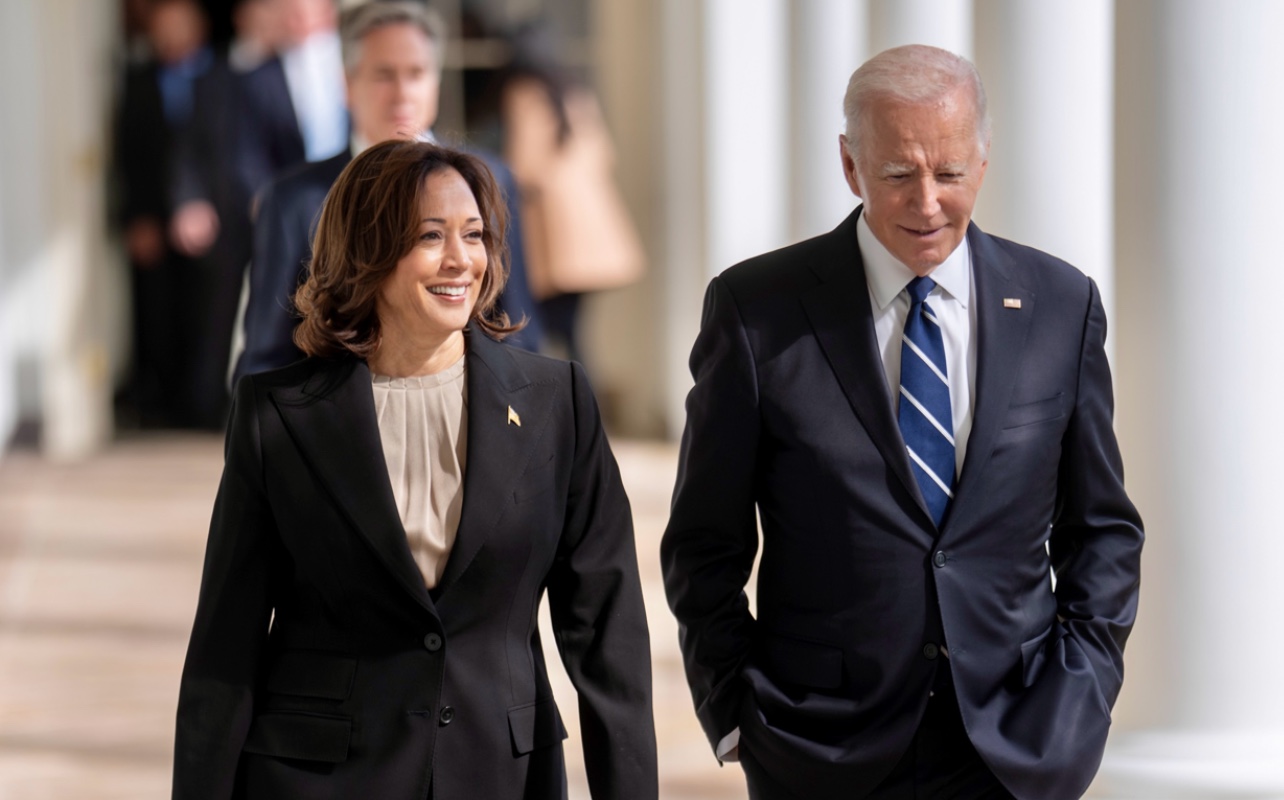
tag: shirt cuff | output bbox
[716,727,741,763]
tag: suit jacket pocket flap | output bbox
[761,634,844,689]
[508,697,568,755]
[1019,624,1060,688]
[1002,393,1066,430]
[265,651,357,700]
[243,711,351,763]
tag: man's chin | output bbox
[895,250,946,276]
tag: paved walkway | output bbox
[0,433,744,799]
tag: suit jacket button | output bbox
[439,706,455,725]
[933,551,948,568]
[923,643,940,660]
[423,633,443,652]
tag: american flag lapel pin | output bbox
[1003,298,1022,309]
[507,405,522,426]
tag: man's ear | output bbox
[839,135,862,198]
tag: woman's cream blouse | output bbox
[370,356,468,589]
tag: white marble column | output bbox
[0,156,12,454]
[971,1,1114,322]
[0,0,49,453]
[1100,0,1284,795]
[788,0,869,242]
[659,0,792,436]
[703,0,790,275]
[38,0,118,460]
[869,0,973,59]
[658,0,708,437]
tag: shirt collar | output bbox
[350,128,436,157]
[856,208,972,311]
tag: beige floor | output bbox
[0,433,744,799]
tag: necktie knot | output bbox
[906,276,937,306]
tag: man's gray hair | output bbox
[842,44,990,161]
[340,1,446,75]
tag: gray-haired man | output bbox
[662,44,1142,800]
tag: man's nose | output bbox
[910,176,942,217]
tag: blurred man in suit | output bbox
[235,0,541,382]
[662,45,1143,800]
[114,0,216,426]
[235,0,346,200]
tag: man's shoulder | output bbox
[718,225,849,300]
[239,56,285,92]
[258,152,351,216]
[972,227,1096,297]
[271,152,351,194]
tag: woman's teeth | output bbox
[429,285,467,296]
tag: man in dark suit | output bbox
[234,0,346,199]
[661,44,1143,800]
[234,1,541,382]
[114,0,218,426]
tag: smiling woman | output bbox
[293,141,519,365]
[173,141,657,799]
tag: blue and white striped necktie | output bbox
[898,276,955,526]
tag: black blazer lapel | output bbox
[433,331,558,598]
[946,224,1035,531]
[799,209,927,521]
[269,358,436,613]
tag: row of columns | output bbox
[655,1,1284,795]
[0,0,118,460]
[1106,0,1284,794]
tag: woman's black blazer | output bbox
[173,331,657,799]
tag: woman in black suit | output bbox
[173,141,657,799]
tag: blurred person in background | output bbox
[227,0,280,74]
[235,0,347,201]
[174,140,656,799]
[234,0,541,383]
[164,0,268,429]
[492,21,644,365]
[113,0,216,427]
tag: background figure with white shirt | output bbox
[234,0,541,383]
[661,44,1143,800]
[234,0,347,202]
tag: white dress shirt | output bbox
[859,213,976,479]
[714,213,978,764]
[281,30,347,163]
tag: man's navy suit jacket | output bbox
[661,208,1143,800]
[234,147,543,383]
[234,57,307,202]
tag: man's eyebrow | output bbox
[877,162,915,177]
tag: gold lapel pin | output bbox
[507,405,522,427]
[1003,298,1022,309]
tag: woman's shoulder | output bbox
[468,332,580,383]
[233,356,363,398]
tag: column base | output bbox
[1094,729,1284,798]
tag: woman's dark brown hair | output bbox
[293,140,521,359]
